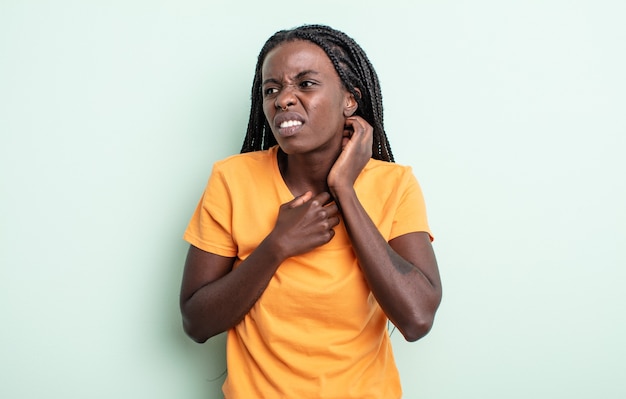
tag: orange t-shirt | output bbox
[184,146,432,398]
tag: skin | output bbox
[180,40,442,343]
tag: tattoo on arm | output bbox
[388,247,417,275]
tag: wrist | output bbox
[258,233,289,265]
[330,184,356,204]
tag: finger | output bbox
[341,128,352,148]
[323,202,340,217]
[311,191,332,207]
[288,191,313,208]
[326,228,336,241]
[344,117,372,150]
[327,215,341,228]
[345,116,366,134]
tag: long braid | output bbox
[241,25,394,162]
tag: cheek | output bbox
[317,97,344,121]
[262,100,274,120]
[310,96,339,115]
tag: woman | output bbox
[180,24,442,398]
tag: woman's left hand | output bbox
[327,116,373,196]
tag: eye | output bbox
[263,87,278,96]
[300,80,315,88]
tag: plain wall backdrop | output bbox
[1,1,624,398]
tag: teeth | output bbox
[279,120,302,128]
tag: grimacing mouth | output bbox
[279,120,303,128]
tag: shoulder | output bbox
[356,159,423,196]
[206,147,279,196]
[210,147,277,179]
[360,159,414,182]
[213,147,275,170]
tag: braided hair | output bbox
[240,24,394,162]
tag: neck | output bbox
[278,147,340,196]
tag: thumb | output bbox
[287,191,313,208]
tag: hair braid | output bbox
[240,24,394,162]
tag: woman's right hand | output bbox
[269,191,340,260]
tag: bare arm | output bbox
[333,190,441,341]
[179,191,340,343]
[328,116,442,341]
[180,241,280,343]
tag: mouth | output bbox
[279,120,302,128]
[274,113,304,137]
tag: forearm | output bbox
[333,186,441,341]
[181,238,284,342]
[182,191,341,343]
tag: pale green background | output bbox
[1,0,625,398]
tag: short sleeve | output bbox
[390,168,433,241]
[183,163,238,257]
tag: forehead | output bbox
[261,40,337,79]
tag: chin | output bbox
[274,138,305,155]
[277,143,304,155]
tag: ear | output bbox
[343,88,360,117]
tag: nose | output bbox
[275,85,297,111]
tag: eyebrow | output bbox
[262,70,320,86]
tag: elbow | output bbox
[181,307,223,343]
[399,297,441,342]
[180,299,223,343]
[182,318,211,343]
[401,289,442,342]
[400,315,435,342]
